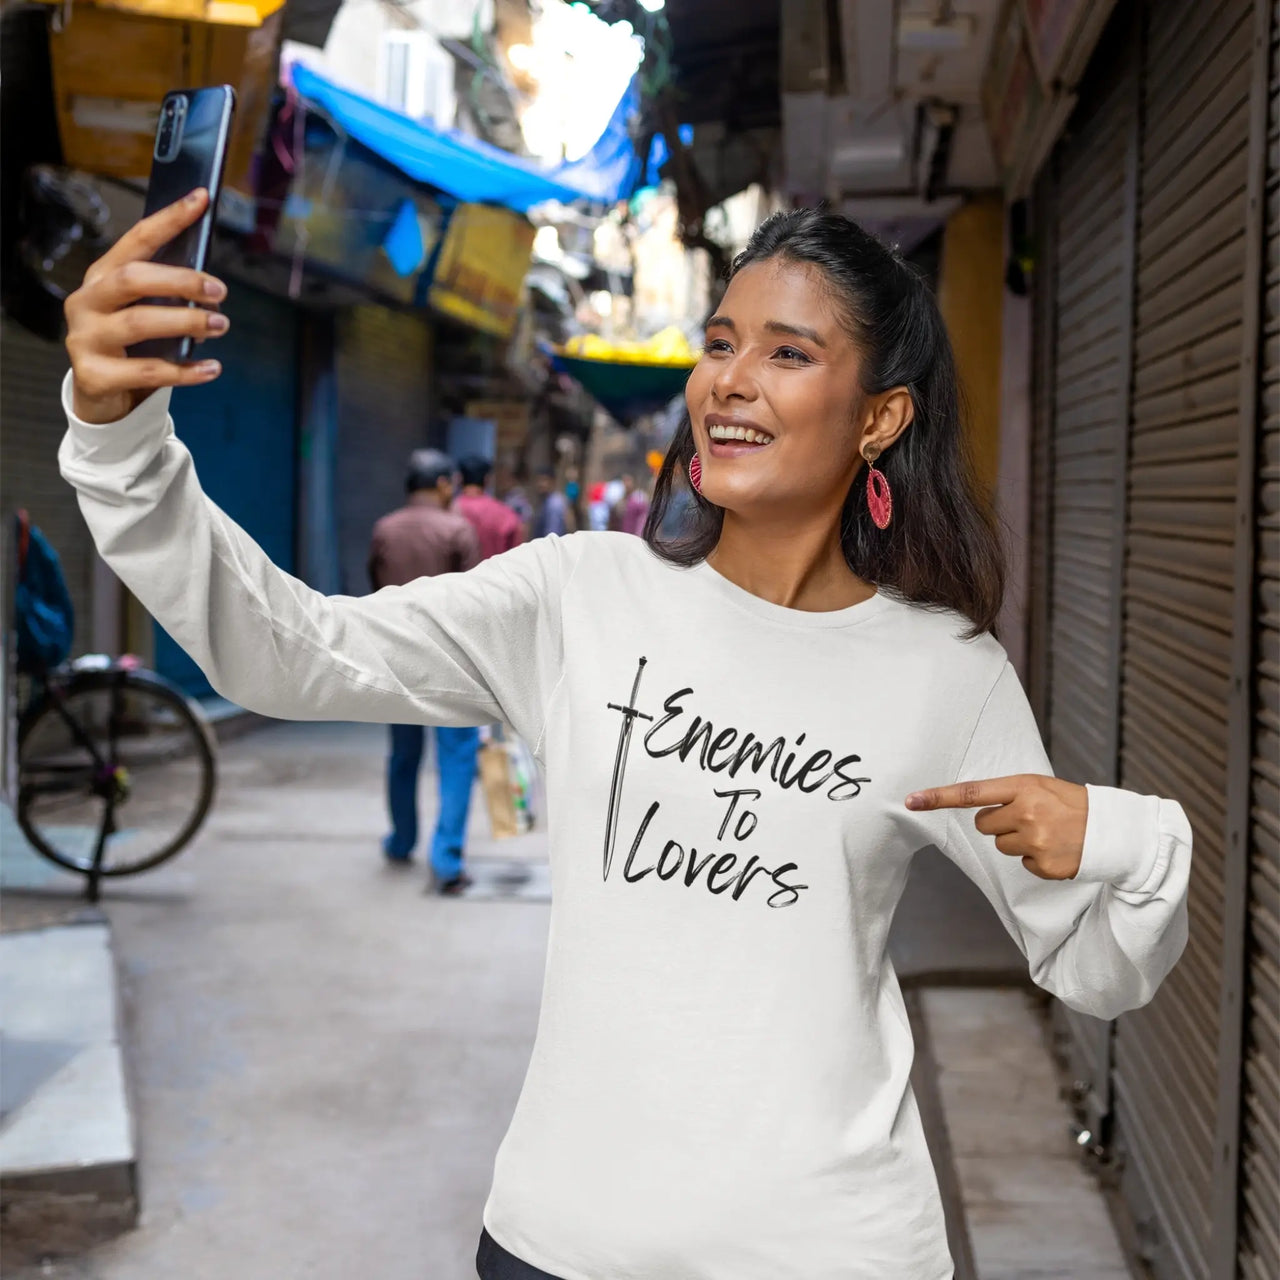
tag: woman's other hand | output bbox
[65,188,229,424]
[904,775,1089,880]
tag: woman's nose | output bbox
[711,351,757,401]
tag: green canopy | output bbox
[550,352,693,425]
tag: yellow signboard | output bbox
[428,204,536,340]
[47,2,283,188]
[38,0,284,22]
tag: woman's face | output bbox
[685,258,867,519]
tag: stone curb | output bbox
[0,921,138,1264]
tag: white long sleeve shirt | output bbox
[59,378,1192,1280]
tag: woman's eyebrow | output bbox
[764,320,827,348]
[703,315,828,349]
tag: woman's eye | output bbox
[703,338,732,354]
[775,346,811,363]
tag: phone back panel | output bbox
[130,86,235,361]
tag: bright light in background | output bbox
[507,43,536,72]
[515,0,645,162]
[533,225,561,259]
[637,0,665,10]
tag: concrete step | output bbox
[0,923,137,1262]
[921,988,1133,1279]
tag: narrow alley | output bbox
[9,718,1130,1280]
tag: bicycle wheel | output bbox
[17,668,217,876]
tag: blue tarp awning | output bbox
[289,62,642,213]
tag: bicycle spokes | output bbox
[17,675,215,876]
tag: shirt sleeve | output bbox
[57,376,573,753]
[933,660,1192,1020]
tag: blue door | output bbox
[155,286,298,696]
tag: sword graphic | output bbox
[603,656,653,881]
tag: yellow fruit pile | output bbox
[560,326,698,366]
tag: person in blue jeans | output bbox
[368,449,482,893]
[385,723,481,887]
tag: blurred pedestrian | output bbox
[608,472,650,536]
[601,477,625,520]
[586,482,611,531]
[368,448,482,894]
[455,455,524,560]
[531,467,570,538]
[563,465,586,532]
[494,459,533,539]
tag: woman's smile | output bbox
[706,413,775,457]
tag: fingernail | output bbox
[196,360,221,377]
[202,278,226,299]
[186,188,206,206]
[207,313,229,333]
[905,794,924,810]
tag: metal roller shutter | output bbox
[154,285,299,696]
[1041,38,1139,1136]
[1027,168,1054,732]
[0,319,90,644]
[1111,1,1256,1275]
[334,306,434,596]
[1239,4,1280,1276]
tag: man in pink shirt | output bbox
[454,456,525,560]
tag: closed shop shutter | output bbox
[0,319,91,645]
[1039,39,1139,1134]
[1239,4,1280,1277]
[154,285,299,695]
[334,306,433,596]
[1110,1,1255,1275]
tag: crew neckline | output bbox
[689,557,895,629]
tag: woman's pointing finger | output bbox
[904,777,1022,811]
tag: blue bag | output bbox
[15,516,75,673]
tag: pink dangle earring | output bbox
[689,453,703,495]
[863,445,892,529]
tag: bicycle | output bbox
[8,512,218,901]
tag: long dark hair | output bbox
[643,208,1004,639]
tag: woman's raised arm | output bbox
[59,194,571,750]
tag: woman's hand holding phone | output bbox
[65,189,229,425]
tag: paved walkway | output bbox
[6,720,1130,1279]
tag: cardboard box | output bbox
[46,0,283,195]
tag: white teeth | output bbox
[708,423,773,444]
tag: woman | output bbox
[60,194,1191,1280]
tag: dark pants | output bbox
[385,724,479,878]
[476,1229,564,1280]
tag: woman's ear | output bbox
[861,386,914,453]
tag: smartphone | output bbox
[128,85,236,362]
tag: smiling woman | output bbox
[56,193,1192,1280]
[646,207,1005,638]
